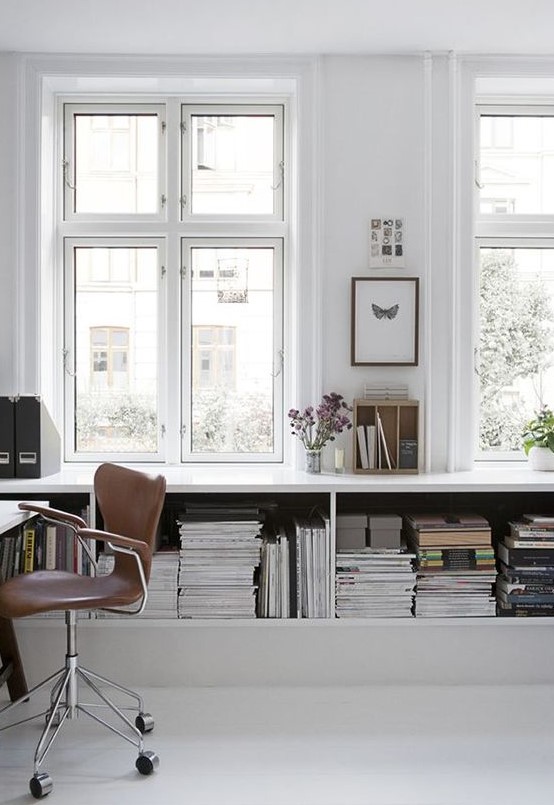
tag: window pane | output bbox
[190,247,275,453]
[74,246,158,453]
[480,115,554,214]
[479,247,554,452]
[73,114,158,214]
[190,115,276,215]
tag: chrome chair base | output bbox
[0,612,158,799]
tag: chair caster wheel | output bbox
[136,750,159,775]
[135,712,154,733]
[29,772,53,799]
[45,710,62,727]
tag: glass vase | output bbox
[305,449,321,474]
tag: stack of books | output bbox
[257,532,290,618]
[363,383,409,400]
[177,505,262,619]
[0,514,92,582]
[335,548,416,618]
[405,513,496,617]
[96,550,179,619]
[497,514,554,617]
[290,511,332,618]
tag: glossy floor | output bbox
[1,685,553,804]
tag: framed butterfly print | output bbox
[351,277,419,366]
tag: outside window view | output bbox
[479,115,554,453]
[190,115,276,215]
[73,114,158,214]
[73,246,159,453]
[479,247,554,452]
[480,115,554,215]
[189,247,276,455]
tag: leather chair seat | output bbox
[0,570,141,619]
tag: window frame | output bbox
[63,102,167,223]
[180,104,285,223]
[63,236,167,463]
[475,101,554,462]
[59,95,289,465]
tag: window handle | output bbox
[63,348,76,377]
[474,346,481,377]
[271,161,284,191]
[474,160,484,190]
[271,349,284,378]
[62,158,76,191]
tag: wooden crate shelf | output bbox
[353,398,419,474]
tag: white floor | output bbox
[1,684,554,805]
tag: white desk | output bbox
[0,501,47,701]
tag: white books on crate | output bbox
[363,383,409,400]
[356,425,369,469]
[357,425,376,470]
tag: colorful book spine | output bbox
[23,525,36,573]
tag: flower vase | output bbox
[527,446,554,471]
[305,449,321,474]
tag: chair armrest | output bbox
[18,502,87,530]
[77,527,151,567]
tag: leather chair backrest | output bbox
[94,463,166,583]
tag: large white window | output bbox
[476,106,554,459]
[61,101,286,463]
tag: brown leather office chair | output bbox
[0,463,166,799]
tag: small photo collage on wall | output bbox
[369,217,405,268]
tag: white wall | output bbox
[320,54,454,471]
[0,54,18,395]
[0,52,470,471]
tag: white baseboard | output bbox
[14,618,554,688]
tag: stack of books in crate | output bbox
[497,514,554,617]
[405,513,496,617]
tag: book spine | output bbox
[505,537,554,548]
[45,525,57,570]
[12,532,22,576]
[498,601,554,613]
[501,569,554,584]
[356,425,369,469]
[497,606,554,617]
[498,543,554,566]
[23,525,36,573]
[498,581,554,594]
[498,590,554,604]
[366,425,376,469]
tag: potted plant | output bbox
[522,406,554,471]
[288,392,352,473]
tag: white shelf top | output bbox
[0,500,49,535]
[0,463,553,494]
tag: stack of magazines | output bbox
[96,550,179,619]
[177,505,262,619]
[335,548,416,617]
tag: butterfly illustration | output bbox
[372,303,399,320]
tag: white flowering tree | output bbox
[479,249,554,451]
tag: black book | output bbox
[499,562,554,584]
[498,542,554,567]
[497,601,554,617]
